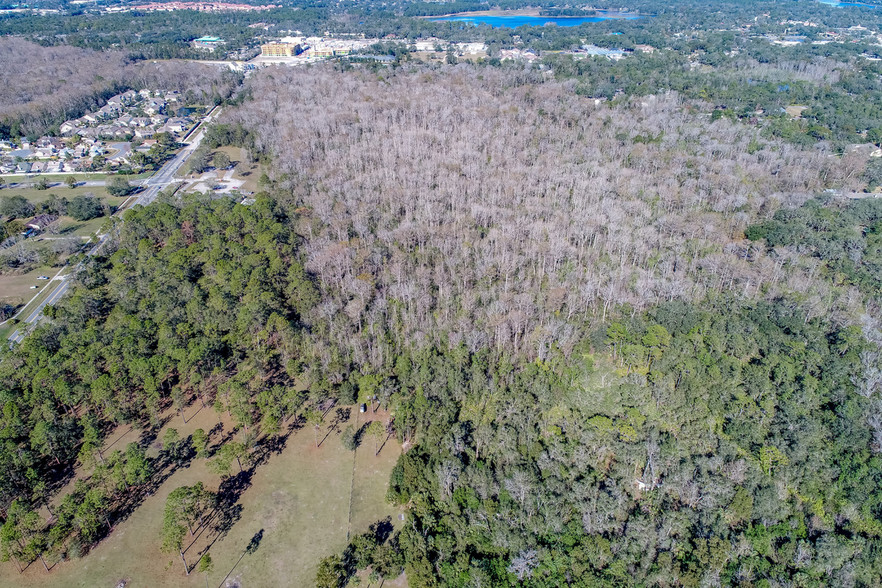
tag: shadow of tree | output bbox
[245,528,263,554]
[369,517,394,544]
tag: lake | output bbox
[818,0,879,7]
[429,13,642,28]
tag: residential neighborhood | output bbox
[0,90,203,175]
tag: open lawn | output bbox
[0,403,403,588]
[215,146,262,194]
[0,184,123,271]
[58,215,110,238]
[0,264,57,304]
[1,182,124,237]
[0,184,122,207]
[178,146,263,194]
[0,172,152,183]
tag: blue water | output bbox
[818,0,879,7]
[429,13,641,28]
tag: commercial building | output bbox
[260,42,300,57]
[192,36,224,51]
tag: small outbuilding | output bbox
[27,214,58,231]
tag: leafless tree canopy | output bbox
[226,64,864,364]
[0,38,240,136]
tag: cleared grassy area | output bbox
[0,172,151,184]
[223,146,263,194]
[58,215,110,238]
[179,146,263,193]
[1,184,115,204]
[0,320,16,342]
[1,404,403,587]
[0,273,63,341]
[0,264,56,304]
[0,183,125,233]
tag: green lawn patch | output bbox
[0,405,402,587]
[0,265,57,305]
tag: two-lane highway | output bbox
[6,106,220,345]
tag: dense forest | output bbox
[0,195,319,565]
[2,60,882,585]
[8,0,882,146]
[225,65,866,357]
[2,1,882,586]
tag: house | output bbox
[60,121,79,135]
[165,118,188,133]
[27,214,58,230]
[106,92,131,107]
[144,100,167,115]
[134,128,155,139]
[15,162,31,173]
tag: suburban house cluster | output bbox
[59,90,193,141]
[0,90,198,174]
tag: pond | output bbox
[818,0,879,7]
[429,12,642,28]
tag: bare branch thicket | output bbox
[226,65,865,363]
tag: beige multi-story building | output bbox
[260,42,298,57]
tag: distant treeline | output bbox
[0,39,241,139]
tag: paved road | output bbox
[8,279,70,344]
[132,107,219,206]
[6,107,219,345]
[108,142,132,161]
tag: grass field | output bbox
[0,264,57,304]
[0,184,122,307]
[213,146,262,193]
[1,184,125,207]
[178,146,263,194]
[0,172,152,183]
[0,403,404,588]
[1,182,124,237]
[58,215,111,238]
